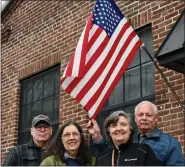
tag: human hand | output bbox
[86,119,103,142]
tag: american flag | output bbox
[61,0,143,119]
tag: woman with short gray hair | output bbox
[95,111,163,166]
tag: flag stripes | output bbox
[61,0,144,119]
[61,13,142,119]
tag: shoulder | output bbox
[159,131,180,145]
[40,155,65,166]
[132,143,153,153]
[7,145,22,155]
[159,130,173,140]
[2,146,19,166]
[8,146,18,152]
[91,156,96,165]
[16,141,32,150]
[96,148,112,160]
[132,143,148,148]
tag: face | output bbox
[31,123,52,142]
[61,124,81,155]
[135,103,158,134]
[109,116,131,148]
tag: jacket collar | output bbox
[116,136,133,150]
[137,127,161,138]
[28,139,37,147]
[118,142,132,150]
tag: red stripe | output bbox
[88,27,104,51]
[65,53,75,77]
[62,23,130,94]
[60,77,65,85]
[91,40,143,119]
[78,15,93,77]
[64,27,107,94]
[75,23,131,101]
[84,30,137,111]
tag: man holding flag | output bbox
[61,0,142,119]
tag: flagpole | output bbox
[141,44,185,112]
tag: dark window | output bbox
[18,65,60,144]
[90,25,155,154]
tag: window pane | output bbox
[20,104,32,130]
[124,67,141,101]
[33,78,43,102]
[102,100,109,110]
[22,84,28,105]
[109,77,123,106]
[43,96,53,119]
[22,82,33,105]
[124,104,137,129]
[128,50,140,68]
[139,27,154,63]
[142,62,155,96]
[32,100,42,116]
[55,70,60,94]
[27,82,33,104]
[54,95,59,121]
[44,72,54,98]
[50,123,59,140]
[18,131,31,145]
[97,110,111,137]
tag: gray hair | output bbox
[104,111,134,134]
[134,101,158,115]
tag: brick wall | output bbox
[1,0,184,163]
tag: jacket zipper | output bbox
[117,150,121,166]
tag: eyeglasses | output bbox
[34,125,51,131]
[62,132,81,139]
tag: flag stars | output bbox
[93,0,123,37]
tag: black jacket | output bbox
[95,143,164,166]
[2,139,48,166]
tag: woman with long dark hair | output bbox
[40,120,95,166]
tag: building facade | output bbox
[1,0,184,162]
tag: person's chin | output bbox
[69,147,78,152]
[115,138,125,142]
[38,138,49,141]
[140,127,149,133]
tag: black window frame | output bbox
[18,64,60,145]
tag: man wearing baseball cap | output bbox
[3,115,53,166]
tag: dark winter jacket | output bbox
[94,128,185,165]
[95,143,164,166]
[2,139,48,166]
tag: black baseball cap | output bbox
[32,115,51,127]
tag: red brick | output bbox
[1,0,185,163]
